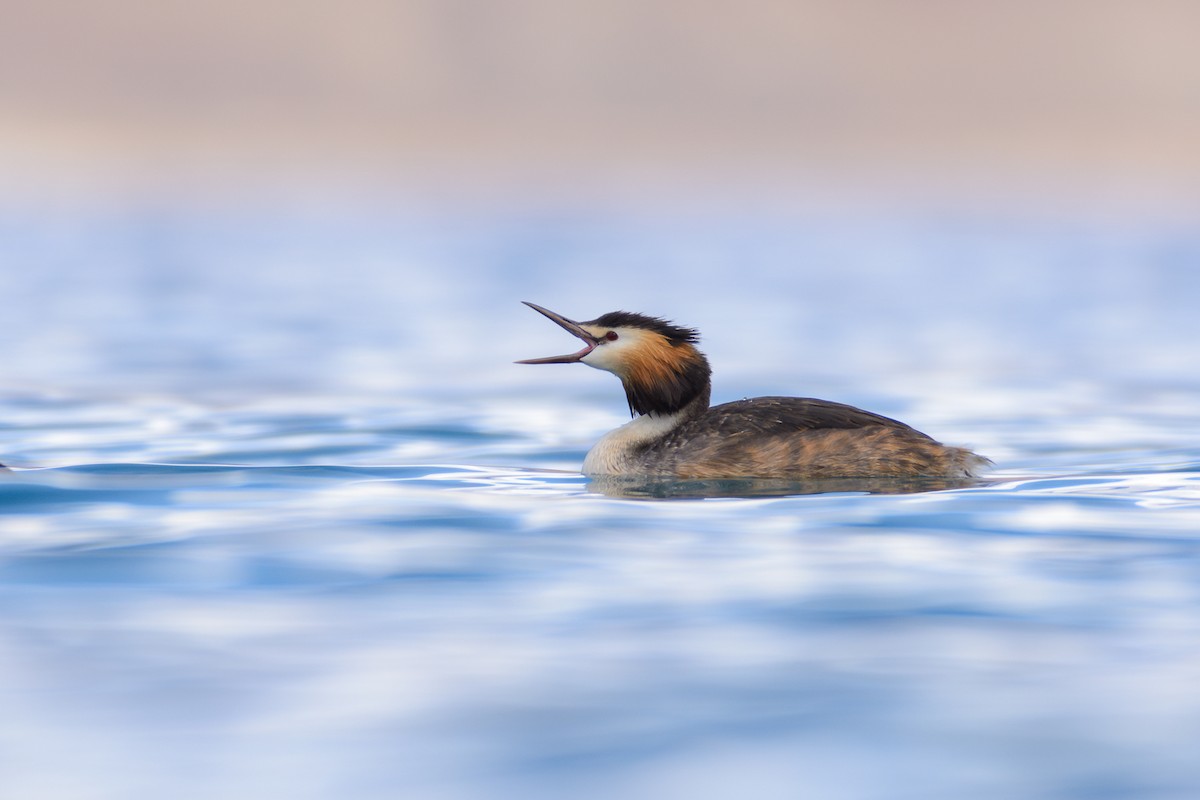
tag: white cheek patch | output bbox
[581,344,621,371]
[580,328,645,373]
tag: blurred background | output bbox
[1,0,1198,402]
[3,0,1199,213]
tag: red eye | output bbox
[605,331,619,341]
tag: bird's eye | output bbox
[605,331,619,342]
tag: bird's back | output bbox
[634,397,986,479]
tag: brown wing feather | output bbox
[640,397,974,479]
[691,397,931,439]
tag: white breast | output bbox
[581,411,687,476]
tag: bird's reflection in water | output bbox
[588,474,986,499]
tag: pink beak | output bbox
[515,302,602,364]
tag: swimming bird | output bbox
[517,302,989,480]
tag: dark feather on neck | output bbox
[623,350,711,417]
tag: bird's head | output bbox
[517,302,711,417]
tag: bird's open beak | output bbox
[516,301,601,364]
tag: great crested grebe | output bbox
[518,302,989,480]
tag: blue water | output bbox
[2,205,1199,799]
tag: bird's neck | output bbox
[619,347,712,418]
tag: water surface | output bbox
[1,207,1198,799]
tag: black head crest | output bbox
[587,311,700,346]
